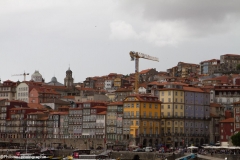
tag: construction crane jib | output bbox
[12,72,29,81]
[129,51,159,94]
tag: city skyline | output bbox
[1,0,240,83]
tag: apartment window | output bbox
[161,112,164,117]
[175,92,178,96]
[131,104,134,108]
[168,105,170,109]
[131,111,134,116]
[149,112,152,118]
[143,103,146,108]
[136,103,139,108]
[175,98,177,102]
[181,105,183,109]
[136,120,139,125]
[136,111,139,117]
[155,104,158,109]
[168,91,171,96]
[168,98,171,102]
[161,105,164,109]
[161,121,164,125]
[161,91,164,96]
[161,98,164,102]
[149,104,152,109]
[167,112,170,117]
[236,108,240,113]
[175,112,178,116]
[175,105,178,109]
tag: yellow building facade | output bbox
[158,84,185,147]
[123,94,161,147]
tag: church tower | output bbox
[64,67,74,87]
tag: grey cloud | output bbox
[118,0,240,38]
[120,0,240,22]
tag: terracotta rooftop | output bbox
[219,118,234,123]
[28,111,45,115]
[223,54,240,57]
[49,111,68,115]
[92,106,107,109]
[39,117,48,121]
[98,111,106,115]
[28,103,46,110]
[69,108,82,110]
[148,81,163,86]
[115,88,133,92]
[140,69,152,74]
[139,82,148,88]
[125,94,160,102]
[183,86,204,92]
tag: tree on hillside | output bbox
[236,64,240,71]
[231,132,240,146]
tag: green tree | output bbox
[236,64,240,71]
[231,132,240,146]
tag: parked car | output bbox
[133,148,145,152]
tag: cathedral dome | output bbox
[32,70,42,77]
[31,70,43,82]
[51,76,57,83]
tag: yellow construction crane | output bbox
[129,51,159,94]
[12,72,29,81]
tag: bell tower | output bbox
[64,67,74,87]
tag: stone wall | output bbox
[5,138,105,150]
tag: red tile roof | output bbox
[49,111,68,115]
[183,86,204,92]
[139,82,148,88]
[223,54,240,57]
[28,111,44,115]
[92,106,107,109]
[148,81,163,86]
[98,111,106,115]
[115,88,133,92]
[219,118,234,123]
[125,94,160,102]
[39,117,48,120]
[28,103,46,110]
[140,69,152,74]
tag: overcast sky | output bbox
[1,0,240,83]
